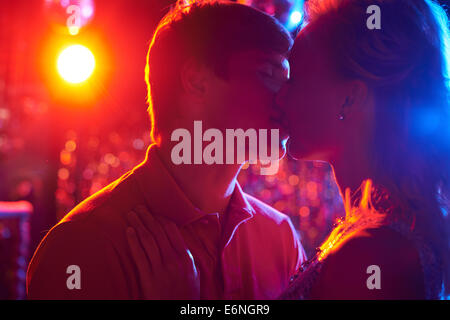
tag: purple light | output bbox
[60,0,70,8]
[81,4,94,18]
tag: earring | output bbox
[337,97,351,121]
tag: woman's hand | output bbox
[126,205,200,299]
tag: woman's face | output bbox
[276,26,352,161]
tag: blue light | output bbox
[441,206,448,217]
[290,11,302,25]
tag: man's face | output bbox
[202,49,291,160]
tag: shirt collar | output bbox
[220,182,255,249]
[133,144,254,227]
[228,182,255,217]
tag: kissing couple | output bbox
[28,0,449,300]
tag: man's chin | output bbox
[286,138,303,161]
[278,136,289,160]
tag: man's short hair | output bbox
[145,0,293,143]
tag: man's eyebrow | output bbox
[257,55,288,69]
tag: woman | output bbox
[127,0,450,299]
[275,0,450,299]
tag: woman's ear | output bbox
[180,58,209,102]
[348,80,369,111]
[340,80,369,119]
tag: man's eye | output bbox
[260,73,285,92]
[258,64,273,77]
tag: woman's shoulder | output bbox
[338,226,421,261]
[307,225,426,299]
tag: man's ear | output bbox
[180,58,209,102]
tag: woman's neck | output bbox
[330,145,404,221]
[330,146,374,200]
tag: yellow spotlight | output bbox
[57,44,95,84]
[68,26,80,36]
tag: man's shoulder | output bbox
[60,167,138,225]
[29,168,136,260]
[29,167,142,271]
[26,169,141,299]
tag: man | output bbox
[27,0,305,299]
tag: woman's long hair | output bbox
[304,0,450,298]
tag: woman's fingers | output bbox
[185,248,199,281]
[127,210,163,271]
[126,227,154,292]
[134,205,177,264]
[153,215,198,278]
[126,205,200,299]
[154,214,187,255]
[131,205,195,277]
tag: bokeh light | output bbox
[290,10,302,25]
[57,44,95,84]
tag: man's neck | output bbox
[155,142,243,215]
